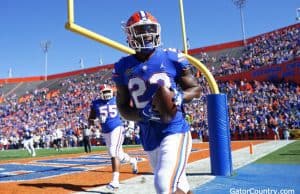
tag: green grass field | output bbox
[0,145,141,161]
[255,140,300,164]
[2,141,300,164]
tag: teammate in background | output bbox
[112,11,201,194]
[88,84,138,191]
[23,125,36,157]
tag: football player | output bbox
[113,11,201,194]
[23,124,36,157]
[88,84,138,191]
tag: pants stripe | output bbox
[114,126,124,157]
[169,132,189,193]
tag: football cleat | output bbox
[131,157,139,174]
[106,182,119,191]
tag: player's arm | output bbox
[167,49,201,102]
[88,107,96,127]
[178,67,201,102]
[115,85,141,121]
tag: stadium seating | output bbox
[0,24,299,149]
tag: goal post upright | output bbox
[65,0,219,93]
[65,0,232,176]
[179,0,232,176]
[65,0,135,55]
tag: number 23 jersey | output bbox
[112,48,190,151]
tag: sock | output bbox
[130,157,136,164]
[112,172,119,183]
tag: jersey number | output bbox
[128,72,171,108]
[99,105,118,118]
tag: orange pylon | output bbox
[249,143,253,155]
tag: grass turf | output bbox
[0,145,140,161]
[255,140,300,164]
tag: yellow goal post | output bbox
[65,0,219,94]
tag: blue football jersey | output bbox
[113,48,190,151]
[23,129,33,140]
[90,97,123,133]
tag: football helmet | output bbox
[124,11,161,52]
[99,84,113,100]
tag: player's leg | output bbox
[23,140,31,155]
[175,132,192,194]
[117,127,138,174]
[53,139,57,151]
[173,188,193,194]
[87,136,91,153]
[146,147,159,173]
[56,139,59,150]
[102,127,123,190]
[153,131,192,194]
[83,136,88,153]
[57,138,62,151]
[29,138,36,157]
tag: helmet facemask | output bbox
[124,11,161,53]
[99,85,113,100]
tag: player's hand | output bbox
[170,87,184,106]
[100,115,107,123]
[139,102,161,122]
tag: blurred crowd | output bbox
[198,26,300,76]
[184,77,300,142]
[0,25,299,150]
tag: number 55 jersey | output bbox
[90,96,122,133]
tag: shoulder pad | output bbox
[164,48,186,63]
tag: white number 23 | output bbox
[128,72,171,109]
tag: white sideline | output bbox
[74,140,293,194]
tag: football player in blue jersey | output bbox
[112,11,201,194]
[23,124,36,157]
[88,84,138,191]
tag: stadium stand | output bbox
[0,24,299,150]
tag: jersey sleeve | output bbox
[112,58,126,86]
[166,48,191,79]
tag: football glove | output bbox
[170,87,184,106]
[99,115,107,124]
[139,102,161,122]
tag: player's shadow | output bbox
[18,183,113,193]
[133,171,153,175]
[90,168,153,176]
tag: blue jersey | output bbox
[90,97,123,133]
[113,48,190,151]
[23,129,33,140]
